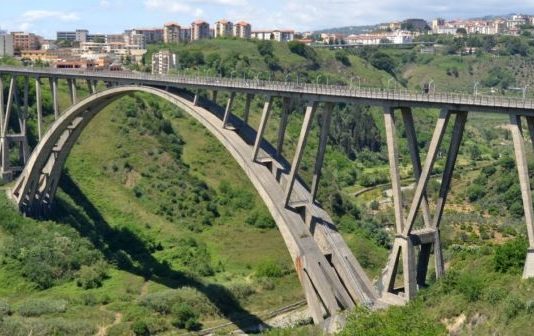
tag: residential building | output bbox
[129,28,163,44]
[88,33,106,42]
[214,19,233,38]
[124,30,146,48]
[251,30,294,42]
[76,29,89,43]
[11,32,40,51]
[106,34,127,44]
[180,28,192,41]
[389,21,402,30]
[233,21,252,38]
[152,50,176,74]
[164,23,181,43]
[191,20,210,40]
[0,33,14,57]
[20,49,72,63]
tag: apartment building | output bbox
[11,32,40,51]
[152,50,176,74]
[180,28,192,42]
[106,34,127,44]
[233,21,252,39]
[214,20,233,38]
[164,23,181,43]
[191,20,210,40]
[129,28,163,44]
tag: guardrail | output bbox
[1,65,533,110]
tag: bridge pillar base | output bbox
[522,249,534,279]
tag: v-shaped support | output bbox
[380,106,467,300]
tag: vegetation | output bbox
[2,37,534,334]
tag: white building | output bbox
[251,30,294,42]
[0,33,14,57]
[233,21,252,38]
[164,23,181,44]
[152,50,176,74]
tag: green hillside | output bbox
[1,37,534,335]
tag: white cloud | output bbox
[144,0,247,13]
[21,10,79,22]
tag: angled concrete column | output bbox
[3,77,15,139]
[401,108,431,227]
[35,78,43,140]
[68,79,77,104]
[432,111,467,278]
[0,77,4,132]
[383,106,405,233]
[510,114,534,278]
[222,92,236,128]
[193,93,200,106]
[310,102,334,203]
[252,96,273,161]
[285,101,318,206]
[403,109,450,236]
[0,77,15,181]
[22,76,29,129]
[243,93,254,123]
[276,97,291,156]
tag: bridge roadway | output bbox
[1,65,534,115]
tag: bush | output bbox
[172,303,201,331]
[457,272,484,302]
[245,210,276,229]
[132,320,150,336]
[139,290,174,314]
[17,299,67,317]
[76,260,108,289]
[0,300,10,317]
[494,238,528,273]
[255,260,285,278]
[335,51,351,66]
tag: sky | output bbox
[1,0,534,38]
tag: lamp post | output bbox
[474,81,480,96]
[387,78,394,90]
[523,85,529,100]
[428,79,435,94]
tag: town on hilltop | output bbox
[0,14,532,75]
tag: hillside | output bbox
[1,37,534,335]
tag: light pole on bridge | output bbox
[474,81,480,96]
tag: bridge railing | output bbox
[1,65,534,110]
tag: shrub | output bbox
[139,290,174,314]
[132,320,150,336]
[255,260,285,278]
[172,303,201,331]
[17,299,67,317]
[76,260,108,289]
[245,210,276,229]
[335,51,351,66]
[0,300,10,317]
[494,238,528,273]
[457,272,484,302]
[503,295,525,320]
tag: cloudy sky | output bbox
[1,0,534,38]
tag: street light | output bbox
[474,81,480,96]
[523,85,529,100]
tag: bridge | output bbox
[1,65,534,330]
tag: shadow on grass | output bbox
[50,172,266,333]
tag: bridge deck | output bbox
[1,66,533,115]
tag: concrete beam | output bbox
[403,109,450,236]
[276,97,291,157]
[401,107,431,228]
[243,93,254,123]
[50,77,59,119]
[510,114,534,278]
[285,101,318,206]
[68,79,77,104]
[383,106,405,233]
[252,96,273,161]
[35,78,43,141]
[310,102,334,203]
[222,92,236,128]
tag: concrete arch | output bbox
[9,86,379,327]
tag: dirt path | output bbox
[96,307,123,336]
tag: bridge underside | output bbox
[1,73,534,329]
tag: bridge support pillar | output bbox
[222,92,236,128]
[285,101,318,207]
[35,77,43,140]
[510,114,534,278]
[243,93,254,123]
[252,96,273,161]
[49,77,59,119]
[310,102,334,204]
[68,79,77,104]
[380,106,462,300]
[193,93,200,106]
[0,77,15,182]
[211,90,218,103]
[276,97,291,157]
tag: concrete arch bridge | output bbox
[1,66,534,329]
